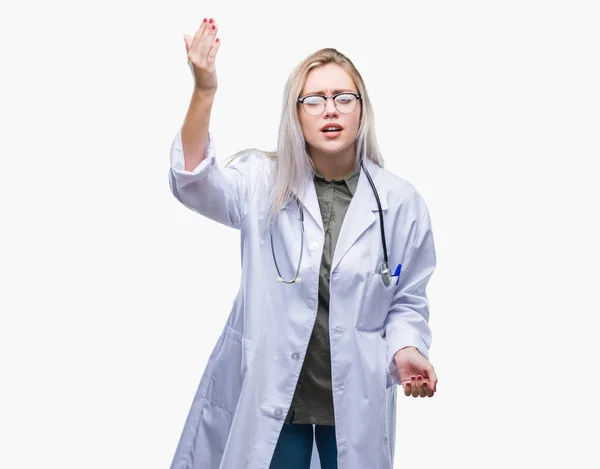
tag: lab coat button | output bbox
[332,271,341,279]
[334,326,345,334]
[291,352,300,360]
[274,408,283,418]
[308,241,320,252]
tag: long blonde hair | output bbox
[226,47,383,226]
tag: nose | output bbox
[323,97,339,117]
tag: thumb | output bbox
[183,34,191,53]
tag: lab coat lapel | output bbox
[295,176,324,232]
[331,158,388,273]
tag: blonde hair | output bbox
[226,47,383,226]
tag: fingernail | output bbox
[417,376,422,381]
[410,376,415,381]
[209,18,214,23]
[423,382,427,386]
[203,18,207,23]
[216,38,220,43]
[212,25,215,29]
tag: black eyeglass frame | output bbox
[296,92,362,115]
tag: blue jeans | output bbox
[269,423,338,469]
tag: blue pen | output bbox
[393,264,402,285]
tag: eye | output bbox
[303,96,324,106]
[335,94,354,103]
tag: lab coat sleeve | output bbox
[384,203,437,385]
[168,128,261,229]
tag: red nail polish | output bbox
[209,18,214,23]
[410,376,415,381]
[417,376,422,380]
[203,18,207,23]
[216,38,220,43]
[212,25,215,29]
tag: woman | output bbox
[169,17,438,469]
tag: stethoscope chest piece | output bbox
[380,262,391,286]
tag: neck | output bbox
[309,144,357,180]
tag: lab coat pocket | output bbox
[206,326,256,415]
[356,271,396,332]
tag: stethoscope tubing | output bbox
[271,159,390,285]
[271,198,304,284]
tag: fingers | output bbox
[184,35,191,53]
[416,376,427,398]
[422,380,434,397]
[401,374,436,398]
[190,17,219,59]
[190,18,209,55]
[401,377,419,397]
[207,34,221,64]
[427,366,438,393]
[199,19,219,57]
[411,376,419,398]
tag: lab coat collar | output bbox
[295,157,388,272]
[330,157,388,272]
[361,157,388,211]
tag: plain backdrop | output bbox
[1,0,599,468]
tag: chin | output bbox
[311,138,350,154]
[322,141,351,154]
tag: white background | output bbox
[1,0,599,467]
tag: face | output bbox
[298,63,361,159]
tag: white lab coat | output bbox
[168,128,436,469]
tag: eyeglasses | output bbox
[297,92,361,116]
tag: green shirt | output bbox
[285,161,361,425]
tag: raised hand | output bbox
[183,17,220,95]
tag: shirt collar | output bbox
[314,160,362,196]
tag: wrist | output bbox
[193,87,217,101]
[395,346,418,357]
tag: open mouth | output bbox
[321,125,343,137]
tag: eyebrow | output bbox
[304,89,356,95]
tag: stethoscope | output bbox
[270,159,391,286]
